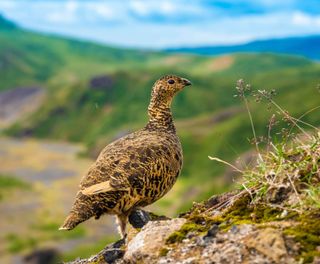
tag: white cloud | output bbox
[46,0,79,23]
[159,2,176,14]
[1,0,320,48]
[85,2,114,20]
[0,1,17,10]
[66,0,78,12]
[129,0,177,16]
[292,11,320,26]
[93,6,113,18]
[46,13,73,23]
[130,1,149,15]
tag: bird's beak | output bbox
[182,78,192,86]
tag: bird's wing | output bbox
[80,131,180,196]
[81,180,129,195]
[81,181,112,195]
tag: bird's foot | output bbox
[128,209,151,228]
[112,236,126,248]
[103,237,126,263]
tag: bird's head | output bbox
[150,75,191,108]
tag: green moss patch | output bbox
[166,222,207,244]
[283,212,320,263]
[223,195,286,224]
[159,247,170,257]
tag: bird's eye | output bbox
[168,79,175,85]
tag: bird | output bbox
[59,75,192,238]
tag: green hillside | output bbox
[1,19,320,210]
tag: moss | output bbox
[216,194,294,229]
[159,247,169,257]
[166,222,207,244]
[166,229,187,244]
[220,195,253,225]
[164,200,224,245]
[166,192,293,245]
[147,211,169,221]
[283,212,320,263]
[188,214,215,225]
[90,255,106,264]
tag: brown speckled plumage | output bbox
[60,75,191,237]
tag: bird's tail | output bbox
[59,193,93,231]
[59,211,84,230]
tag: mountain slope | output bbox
[1,15,320,263]
[1,15,320,210]
[167,35,320,60]
[0,14,17,29]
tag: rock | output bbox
[128,209,151,228]
[230,225,239,234]
[66,239,126,264]
[103,249,124,264]
[161,223,296,264]
[124,218,186,263]
[192,224,254,264]
[65,190,312,264]
[280,210,288,218]
[102,238,125,264]
[203,224,219,239]
[243,228,288,263]
[313,256,320,264]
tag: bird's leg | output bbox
[116,214,128,239]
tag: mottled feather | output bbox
[60,75,191,237]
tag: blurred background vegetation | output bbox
[0,1,319,263]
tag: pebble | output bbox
[203,224,219,239]
[103,249,124,263]
[128,209,151,228]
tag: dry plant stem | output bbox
[267,114,276,154]
[258,90,314,139]
[287,105,320,140]
[275,157,284,180]
[208,156,243,173]
[243,97,262,161]
[259,202,302,214]
[287,171,303,207]
[242,183,254,200]
[201,190,249,215]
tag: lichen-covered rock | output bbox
[65,188,320,264]
[158,224,297,264]
[243,228,288,263]
[123,218,186,263]
[66,239,126,264]
[65,134,320,264]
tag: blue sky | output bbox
[0,0,320,48]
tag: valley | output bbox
[1,14,320,263]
